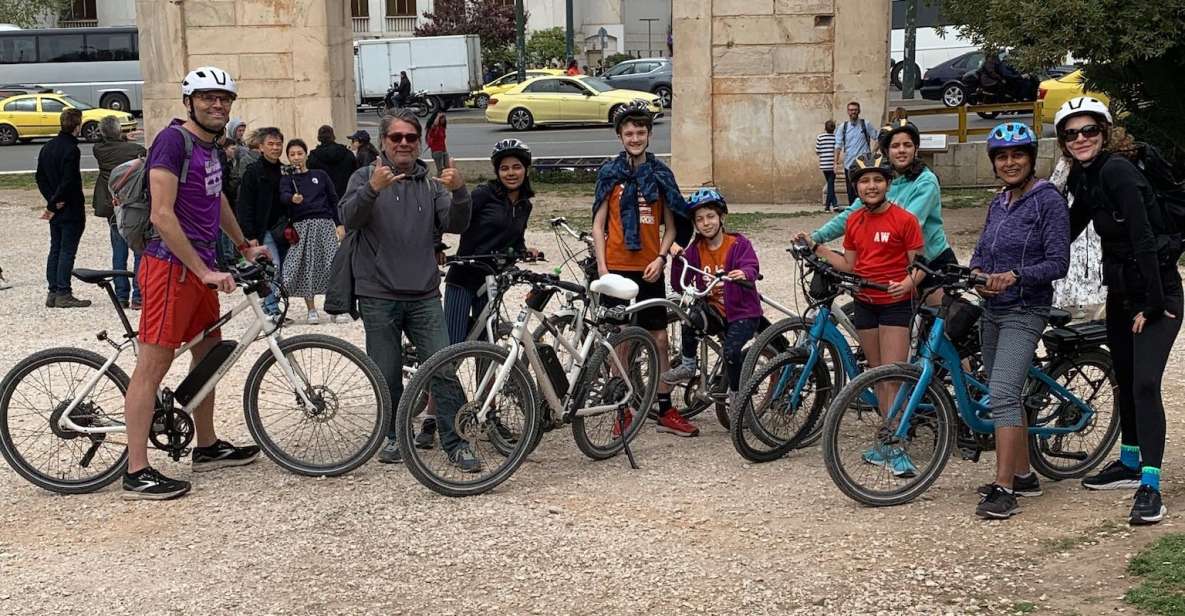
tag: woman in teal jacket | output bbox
[808,120,955,285]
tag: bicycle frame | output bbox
[769,301,875,411]
[887,314,1097,440]
[55,288,317,436]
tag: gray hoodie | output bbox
[226,118,246,144]
[339,157,471,300]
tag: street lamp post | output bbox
[640,18,658,58]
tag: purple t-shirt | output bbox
[145,119,222,268]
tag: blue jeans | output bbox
[261,231,288,314]
[108,219,141,303]
[822,170,837,209]
[681,316,763,391]
[357,295,467,452]
[46,217,84,295]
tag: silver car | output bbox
[601,58,673,108]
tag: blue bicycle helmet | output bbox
[687,186,728,214]
[986,121,1037,160]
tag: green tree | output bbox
[938,0,1185,168]
[0,0,68,27]
[526,27,568,67]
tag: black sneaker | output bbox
[191,439,261,472]
[377,438,402,464]
[977,473,1043,498]
[1130,485,1167,526]
[449,444,482,474]
[976,484,1020,519]
[1082,459,1141,491]
[414,418,436,450]
[122,466,191,501]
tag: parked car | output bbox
[919,51,985,103]
[1038,70,1110,125]
[485,75,661,130]
[471,69,565,108]
[601,58,672,108]
[0,93,136,145]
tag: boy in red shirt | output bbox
[796,152,925,476]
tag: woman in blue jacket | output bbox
[968,123,1070,520]
[279,139,345,324]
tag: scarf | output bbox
[592,152,688,250]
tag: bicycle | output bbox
[394,266,668,497]
[0,260,391,494]
[820,261,1119,507]
[729,243,889,462]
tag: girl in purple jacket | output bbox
[663,187,763,412]
[968,122,1070,520]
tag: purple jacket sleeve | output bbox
[670,244,701,294]
[1017,190,1070,285]
[729,234,761,282]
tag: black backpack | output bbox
[1131,142,1185,234]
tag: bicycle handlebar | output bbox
[787,241,890,293]
[673,255,756,295]
[910,257,989,290]
[550,217,594,245]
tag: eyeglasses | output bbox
[1059,124,1102,142]
[385,132,420,144]
[193,92,234,106]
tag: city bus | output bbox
[0,26,141,113]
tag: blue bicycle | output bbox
[820,261,1118,507]
[730,243,886,462]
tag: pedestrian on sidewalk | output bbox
[279,138,346,325]
[307,124,358,197]
[92,115,147,309]
[426,112,449,177]
[835,101,878,205]
[815,120,838,211]
[349,130,379,168]
[35,108,90,309]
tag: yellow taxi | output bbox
[485,75,662,130]
[1038,70,1109,125]
[471,69,565,108]
[0,93,137,146]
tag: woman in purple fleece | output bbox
[968,122,1070,520]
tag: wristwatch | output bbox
[1010,269,1022,282]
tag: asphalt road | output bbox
[0,107,673,173]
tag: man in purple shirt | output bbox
[122,67,270,501]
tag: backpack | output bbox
[109,125,195,253]
[1131,142,1185,236]
[839,119,872,154]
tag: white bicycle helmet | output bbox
[1054,96,1111,131]
[181,66,237,99]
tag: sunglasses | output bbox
[1059,124,1102,142]
[385,132,420,144]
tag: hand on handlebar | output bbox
[886,276,916,298]
[241,242,271,264]
[202,270,236,294]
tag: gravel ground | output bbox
[0,189,1181,616]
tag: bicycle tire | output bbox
[0,347,130,494]
[729,350,831,463]
[1027,349,1119,481]
[715,344,780,430]
[739,317,846,396]
[243,334,390,477]
[396,341,539,497]
[571,326,659,460]
[821,363,957,507]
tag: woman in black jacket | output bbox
[414,139,539,449]
[1059,96,1181,526]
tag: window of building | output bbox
[62,0,97,21]
[351,0,369,17]
[386,0,416,17]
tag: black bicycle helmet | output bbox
[878,118,921,151]
[612,99,655,132]
[847,152,892,183]
[491,138,532,169]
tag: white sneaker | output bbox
[307,310,321,325]
[332,314,352,324]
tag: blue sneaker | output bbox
[887,448,918,478]
[862,446,888,466]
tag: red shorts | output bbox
[138,255,221,349]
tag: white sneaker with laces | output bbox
[332,314,352,324]
[307,310,321,325]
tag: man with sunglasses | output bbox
[339,109,477,471]
[122,67,271,500]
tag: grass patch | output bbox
[1012,601,1037,614]
[1125,533,1185,615]
[944,187,995,210]
[0,171,98,193]
[1039,519,1124,553]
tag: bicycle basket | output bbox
[943,295,983,343]
[808,271,835,301]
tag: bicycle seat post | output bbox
[100,279,137,340]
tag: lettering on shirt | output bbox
[204,157,222,197]
[874,231,891,243]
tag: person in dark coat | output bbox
[236,126,288,315]
[92,115,147,308]
[349,130,379,168]
[35,108,89,308]
[306,125,357,197]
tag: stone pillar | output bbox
[136,0,356,150]
[672,0,889,204]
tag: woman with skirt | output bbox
[280,139,346,324]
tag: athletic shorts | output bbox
[601,269,668,331]
[851,299,914,330]
[138,255,221,349]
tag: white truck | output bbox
[354,34,482,111]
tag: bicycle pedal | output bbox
[958,447,981,462]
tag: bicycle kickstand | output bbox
[617,404,640,470]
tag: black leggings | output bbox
[1105,288,1183,469]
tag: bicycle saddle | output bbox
[590,273,639,301]
[72,269,134,284]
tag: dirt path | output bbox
[0,191,1177,615]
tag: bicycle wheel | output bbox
[396,341,539,497]
[572,326,659,460]
[1027,349,1119,480]
[738,317,845,395]
[821,363,957,507]
[730,350,831,463]
[243,334,390,477]
[715,342,782,430]
[0,347,130,494]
